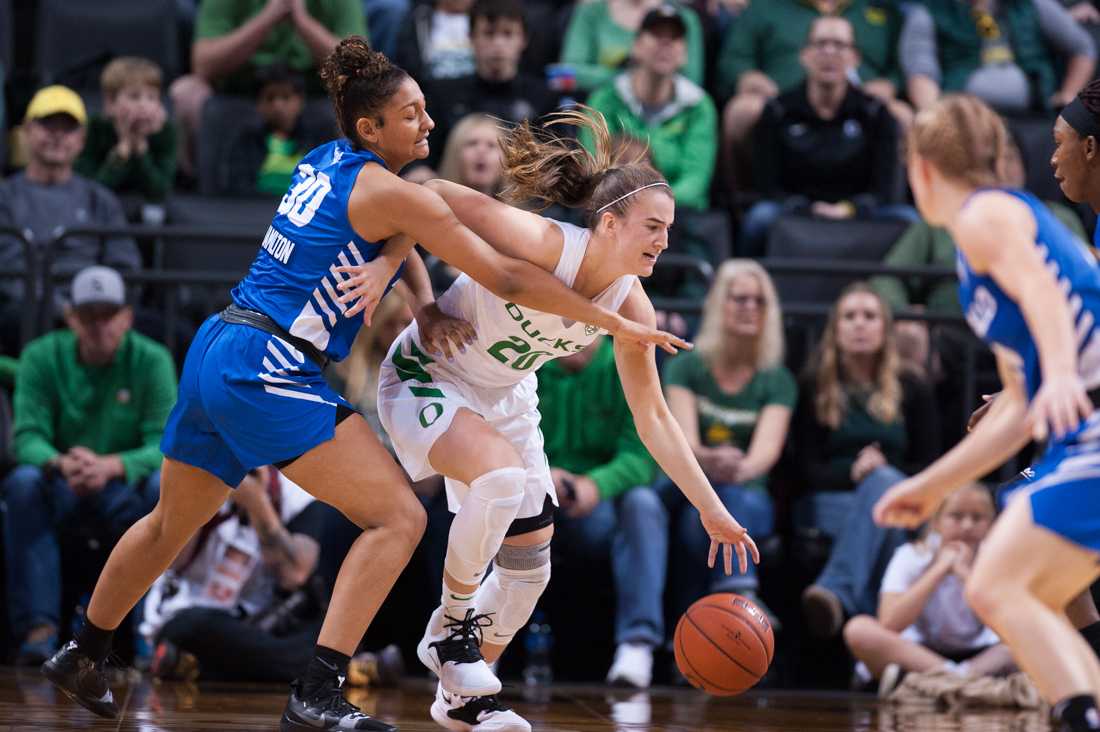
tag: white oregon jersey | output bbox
[412,218,636,390]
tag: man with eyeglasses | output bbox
[0,86,139,356]
[739,16,916,257]
[2,266,176,666]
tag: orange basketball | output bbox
[673,592,775,696]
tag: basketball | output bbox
[673,592,775,696]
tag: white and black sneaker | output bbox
[281,678,397,731]
[418,606,501,697]
[430,682,531,732]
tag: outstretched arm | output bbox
[612,282,759,574]
[874,347,1031,529]
[349,173,689,352]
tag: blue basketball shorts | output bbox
[161,314,355,487]
[998,420,1100,553]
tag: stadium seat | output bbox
[196,95,262,196]
[765,215,910,305]
[161,194,277,276]
[34,0,179,91]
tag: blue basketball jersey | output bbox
[231,139,403,362]
[956,188,1100,399]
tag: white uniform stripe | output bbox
[266,341,295,370]
[262,385,335,405]
[312,287,338,327]
[273,336,305,364]
[259,372,300,386]
[347,242,366,265]
[322,277,347,314]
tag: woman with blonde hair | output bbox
[872,93,1100,731]
[798,282,940,642]
[656,259,796,637]
[436,114,504,196]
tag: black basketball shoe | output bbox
[40,641,119,719]
[281,678,397,731]
[430,682,531,731]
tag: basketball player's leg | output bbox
[842,615,950,678]
[965,495,1100,712]
[281,414,427,658]
[478,524,554,664]
[420,408,528,696]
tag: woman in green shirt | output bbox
[662,259,797,620]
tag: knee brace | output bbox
[475,540,552,645]
[444,467,526,586]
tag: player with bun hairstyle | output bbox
[874,94,1100,732]
[40,38,686,732]
[344,110,759,731]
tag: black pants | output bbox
[158,607,321,682]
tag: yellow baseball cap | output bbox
[24,85,87,125]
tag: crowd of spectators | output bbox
[0,0,1098,693]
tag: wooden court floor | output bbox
[0,668,1054,731]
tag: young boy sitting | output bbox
[75,56,176,202]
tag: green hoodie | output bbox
[580,72,717,211]
[716,0,902,102]
[536,339,656,500]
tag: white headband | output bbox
[595,181,670,214]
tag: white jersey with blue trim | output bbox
[231,138,403,362]
[956,188,1100,399]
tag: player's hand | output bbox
[415,303,476,360]
[967,393,998,432]
[700,508,760,576]
[873,477,941,529]
[610,314,692,355]
[1028,373,1092,441]
[335,260,397,324]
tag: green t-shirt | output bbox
[663,351,797,489]
[196,0,366,94]
[257,134,303,195]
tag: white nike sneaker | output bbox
[606,643,653,689]
[430,682,531,732]
[417,606,502,697]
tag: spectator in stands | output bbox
[395,0,476,83]
[579,4,717,211]
[539,337,659,688]
[717,0,906,190]
[417,0,560,172]
[222,64,332,196]
[436,114,505,195]
[796,282,940,640]
[171,0,366,176]
[662,260,796,625]
[0,86,140,355]
[363,0,411,58]
[74,57,176,203]
[740,16,914,258]
[561,0,706,93]
[2,266,176,665]
[141,465,330,682]
[843,483,1016,696]
[902,0,1096,113]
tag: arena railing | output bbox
[33,225,992,432]
[0,226,47,347]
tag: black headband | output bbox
[1062,96,1100,140]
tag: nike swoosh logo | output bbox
[284,712,325,728]
[97,690,113,703]
[337,674,346,687]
